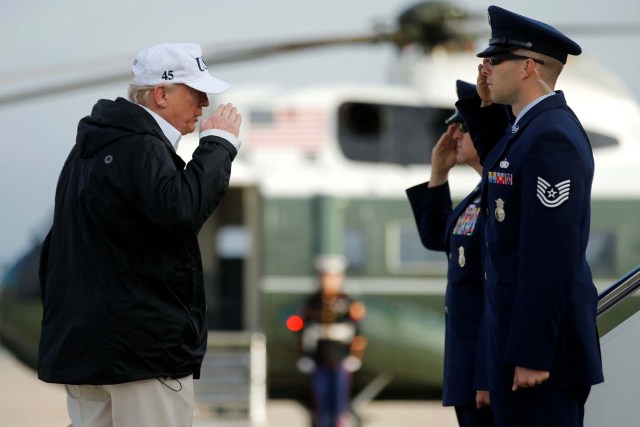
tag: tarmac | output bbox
[0,347,457,426]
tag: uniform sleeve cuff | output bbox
[200,129,242,151]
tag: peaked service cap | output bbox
[314,254,347,274]
[477,5,581,64]
[445,80,477,125]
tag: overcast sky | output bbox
[1,0,639,268]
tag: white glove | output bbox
[296,356,316,374]
[342,355,362,373]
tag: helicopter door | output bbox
[198,186,261,331]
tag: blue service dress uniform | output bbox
[457,92,604,425]
[407,182,494,426]
[300,291,362,427]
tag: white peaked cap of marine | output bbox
[132,43,231,94]
[314,254,347,274]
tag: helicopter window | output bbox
[386,223,447,274]
[343,227,367,272]
[587,131,618,149]
[339,103,382,137]
[337,102,454,165]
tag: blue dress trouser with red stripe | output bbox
[312,366,351,427]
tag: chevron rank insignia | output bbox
[537,177,570,208]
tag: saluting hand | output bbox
[477,62,492,105]
[428,124,457,187]
[512,366,550,391]
[201,103,242,137]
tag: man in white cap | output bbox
[38,43,241,426]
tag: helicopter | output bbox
[2,0,640,406]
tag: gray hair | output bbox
[127,83,175,106]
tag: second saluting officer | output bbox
[407,80,494,426]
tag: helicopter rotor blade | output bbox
[0,0,638,107]
[0,32,399,107]
[202,32,399,65]
[0,73,130,107]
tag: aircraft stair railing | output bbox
[585,264,640,426]
[596,264,640,317]
[194,331,267,424]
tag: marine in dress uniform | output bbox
[407,80,494,427]
[455,6,604,426]
[296,255,367,427]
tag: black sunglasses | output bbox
[452,122,468,133]
[487,53,545,66]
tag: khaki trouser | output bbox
[65,375,194,427]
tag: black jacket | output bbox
[38,98,237,385]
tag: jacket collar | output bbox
[509,91,567,135]
[115,98,186,169]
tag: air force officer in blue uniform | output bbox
[407,81,494,426]
[455,6,604,426]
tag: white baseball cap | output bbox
[132,43,230,94]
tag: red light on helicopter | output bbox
[286,315,304,332]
